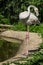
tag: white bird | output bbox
[27,13,40,25]
[19,6,30,24]
[19,5,40,57]
[19,5,40,25]
[27,5,40,25]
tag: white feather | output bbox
[19,5,40,25]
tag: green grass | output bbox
[29,24,43,38]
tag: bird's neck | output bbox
[28,5,35,13]
[27,7,30,13]
[29,5,35,8]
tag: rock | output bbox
[0,30,42,65]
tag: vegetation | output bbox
[0,0,43,65]
[2,49,43,65]
[0,0,43,24]
[13,51,43,65]
[0,23,43,65]
[0,39,20,62]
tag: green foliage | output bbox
[40,43,43,49]
[0,14,10,24]
[0,14,4,19]
[0,39,20,62]
[2,51,43,65]
[29,23,43,37]
[11,22,26,31]
[0,0,43,24]
[1,18,10,24]
[0,0,43,65]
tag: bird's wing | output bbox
[19,11,30,19]
[29,13,38,20]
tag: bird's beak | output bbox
[35,11,39,16]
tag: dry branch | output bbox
[0,24,14,28]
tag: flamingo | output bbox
[19,5,40,25]
[19,5,40,31]
[19,5,40,56]
[27,5,40,25]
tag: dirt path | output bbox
[0,30,42,65]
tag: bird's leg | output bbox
[20,32,29,57]
[21,25,29,56]
[25,24,29,37]
[27,25,29,32]
[26,25,29,39]
[14,34,29,58]
[13,25,29,58]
